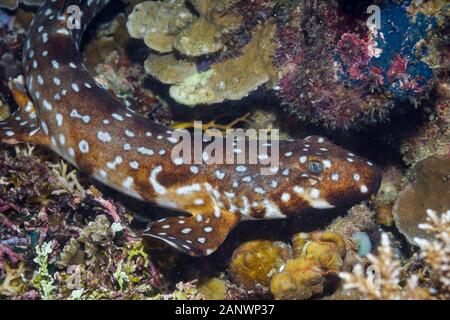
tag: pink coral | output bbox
[0,244,22,275]
[337,33,371,80]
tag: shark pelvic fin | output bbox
[144,206,241,257]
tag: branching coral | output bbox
[339,233,429,300]
[0,261,25,297]
[31,241,55,300]
[414,209,450,299]
[340,209,450,299]
[49,161,86,199]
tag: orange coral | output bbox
[270,231,346,300]
[229,240,292,290]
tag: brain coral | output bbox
[229,240,293,290]
[270,232,346,300]
[393,155,450,243]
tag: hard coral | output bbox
[57,215,114,268]
[144,54,197,85]
[270,231,346,300]
[128,0,241,57]
[374,166,404,227]
[229,240,292,291]
[414,209,450,299]
[393,155,450,243]
[339,233,430,300]
[170,22,277,106]
[126,0,195,53]
[340,208,450,301]
[128,0,278,106]
[198,277,227,300]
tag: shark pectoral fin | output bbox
[0,81,49,146]
[143,207,241,257]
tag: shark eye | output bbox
[308,161,324,174]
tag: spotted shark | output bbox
[0,0,382,256]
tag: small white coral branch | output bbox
[340,209,450,300]
[339,233,403,299]
[49,160,86,199]
[414,209,450,296]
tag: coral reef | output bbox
[144,54,197,85]
[0,146,164,299]
[128,0,278,106]
[270,232,346,300]
[352,232,372,258]
[170,22,277,105]
[0,0,44,11]
[328,203,377,246]
[129,0,445,127]
[126,0,195,54]
[128,0,242,57]
[229,240,292,291]
[276,0,441,129]
[393,155,450,243]
[0,0,448,301]
[374,166,404,227]
[198,277,227,300]
[340,209,449,299]
[400,82,450,166]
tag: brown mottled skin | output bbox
[0,0,381,256]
